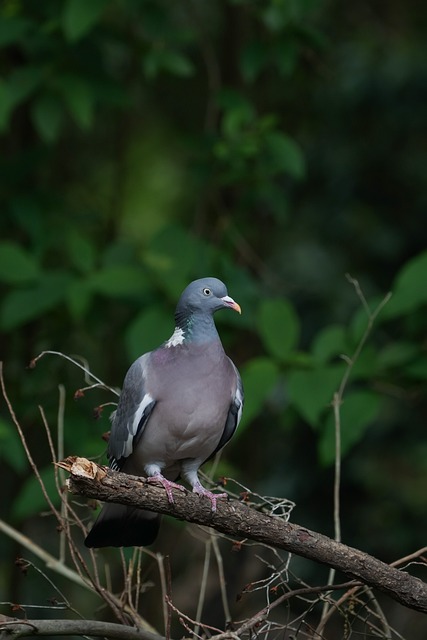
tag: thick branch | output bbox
[64,458,427,615]
[0,617,164,640]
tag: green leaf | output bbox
[125,307,172,361]
[0,17,30,46]
[312,325,348,363]
[383,251,427,318]
[66,231,96,273]
[318,391,381,466]
[350,345,379,379]
[404,359,427,381]
[217,89,255,112]
[56,75,95,128]
[143,49,195,79]
[144,226,208,296]
[0,272,70,330]
[216,90,256,138]
[240,357,280,427]
[222,102,255,138]
[262,4,296,31]
[258,298,300,361]
[89,266,148,297]
[31,94,64,143]
[0,419,27,474]
[0,78,13,130]
[274,40,298,76]
[7,66,46,104]
[287,365,344,427]
[0,67,46,130]
[349,305,370,344]
[265,132,305,179]
[0,242,40,284]
[376,342,418,369]
[12,466,61,519]
[66,279,92,320]
[62,0,108,41]
[240,41,267,82]
[161,50,195,77]
[10,197,45,247]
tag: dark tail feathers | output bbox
[85,503,160,548]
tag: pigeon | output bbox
[85,277,244,548]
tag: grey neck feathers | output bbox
[175,310,220,344]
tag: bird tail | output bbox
[84,503,160,548]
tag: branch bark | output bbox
[0,617,164,640]
[63,457,427,615]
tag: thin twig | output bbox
[157,553,169,637]
[391,546,427,568]
[165,595,223,636]
[57,385,67,563]
[135,547,143,615]
[29,350,119,396]
[365,586,393,640]
[235,583,360,638]
[193,538,212,638]
[212,535,232,625]
[0,364,61,521]
[165,555,172,640]
[17,558,84,620]
[315,546,427,636]
[0,519,91,591]
[320,283,392,626]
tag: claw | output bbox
[146,474,186,504]
[192,481,227,512]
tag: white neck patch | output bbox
[165,326,185,348]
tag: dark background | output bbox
[0,1,426,637]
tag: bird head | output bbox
[175,277,241,322]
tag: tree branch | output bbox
[63,458,427,615]
[0,617,164,640]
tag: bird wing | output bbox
[108,354,156,471]
[209,359,244,459]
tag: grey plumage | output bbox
[85,277,243,548]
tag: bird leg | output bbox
[145,471,186,504]
[191,480,228,513]
[181,463,228,512]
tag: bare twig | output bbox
[0,519,91,591]
[320,281,392,625]
[156,552,169,636]
[193,537,212,638]
[212,534,232,625]
[391,546,427,568]
[57,385,67,563]
[165,595,223,636]
[315,546,427,636]
[29,350,120,397]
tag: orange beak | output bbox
[221,295,242,314]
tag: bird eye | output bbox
[203,287,212,296]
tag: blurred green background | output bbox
[1,0,427,637]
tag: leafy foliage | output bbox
[0,0,426,634]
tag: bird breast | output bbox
[135,343,236,467]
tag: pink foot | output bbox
[146,474,186,503]
[193,482,227,512]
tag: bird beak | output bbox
[221,295,242,314]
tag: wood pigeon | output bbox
[85,277,244,548]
